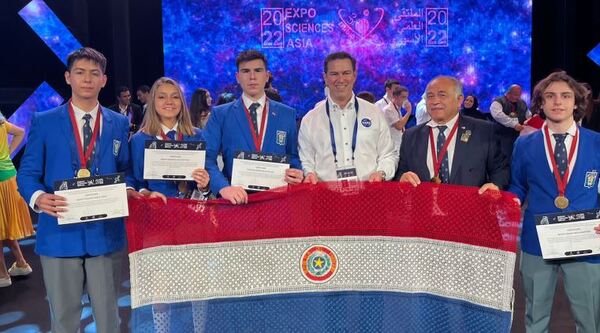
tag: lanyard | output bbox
[326,97,359,166]
[243,99,269,151]
[543,125,578,197]
[428,120,460,178]
[67,101,101,169]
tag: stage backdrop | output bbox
[162,0,531,116]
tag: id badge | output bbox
[336,167,358,182]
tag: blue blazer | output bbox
[394,115,509,189]
[509,127,600,263]
[128,128,205,197]
[205,98,301,195]
[17,104,130,257]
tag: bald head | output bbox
[506,84,522,103]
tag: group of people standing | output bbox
[0,45,599,333]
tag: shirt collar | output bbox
[72,102,99,120]
[426,112,460,129]
[160,122,179,133]
[547,121,577,137]
[327,93,356,111]
[242,93,266,110]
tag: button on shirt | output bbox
[425,113,459,179]
[543,122,578,183]
[242,93,268,148]
[298,94,397,181]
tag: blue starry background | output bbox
[163,0,531,116]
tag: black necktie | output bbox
[553,133,568,177]
[248,102,260,136]
[437,125,449,183]
[82,114,93,168]
[166,130,176,140]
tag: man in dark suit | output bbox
[204,50,304,204]
[108,85,143,134]
[394,75,509,192]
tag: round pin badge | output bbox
[361,118,372,127]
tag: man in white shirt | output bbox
[490,84,532,163]
[299,51,397,182]
[383,85,413,152]
[375,79,400,112]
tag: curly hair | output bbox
[531,71,586,122]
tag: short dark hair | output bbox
[136,85,150,93]
[356,91,375,103]
[116,86,130,97]
[236,50,268,70]
[66,47,107,73]
[385,79,400,89]
[531,71,586,122]
[393,85,409,96]
[323,51,356,73]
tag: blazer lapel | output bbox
[262,102,278,152]
[450,117,470,182]
[232,99,257,151]
[416,125,431,179]
[59,104,80,172]
[94,105,114,169]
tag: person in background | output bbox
[460,95,490,121]
[383,85,413,153]
[108,86,143,134]
[375,78,400,111]
[0,111,34,288]
[357,91,376,104]
[136,85,151,114]
[190,88,212,129]
[581,82,600,132]
[216,92,236,106]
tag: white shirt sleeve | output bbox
[298,116,316,175]
[415,100,430,125]
[374,113,399,180]
[29,190,45,213]
[490,101,519,128]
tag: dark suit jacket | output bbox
[108,103,143,131]
[393,114,509,189]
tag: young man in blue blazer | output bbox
[204,50,303,204]
[17,47,130,333]
[510,71,600,333]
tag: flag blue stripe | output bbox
[132,291,511,333]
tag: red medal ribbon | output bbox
[67,101,102,169]
[160,130,183,141]
[428,120,460,178]
[543,125,578,197]
[243,99,269,151]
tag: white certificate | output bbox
[54,173,129,225]
[230,151,290,191]
[143,140,205,181]
[536,209,600,259]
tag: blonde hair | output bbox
[140,77,195,136]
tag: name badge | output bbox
[336,167,358,182]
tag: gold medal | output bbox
[76,168,91,178]
[554,195,569,209]
[431,176,442,184]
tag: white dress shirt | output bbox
[298,94,398,181]
[383,103,404,151]
[425,113,459,179]
[375,95,391,112]
[490,100,532,128]
[415,93,430,125]
[241,93,269,148]
[542,122,578,183]
[156,122,179,139]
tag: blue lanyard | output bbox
[325,97,359,166]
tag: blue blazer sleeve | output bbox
[127,132,149,191]
[17,112,48,202]
[508,136,528,203]
[285,107,302,170]
[205,105,231,195]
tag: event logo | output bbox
[338,8,384,44]
[300,245,338,283]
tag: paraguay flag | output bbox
[126,182,520,332]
